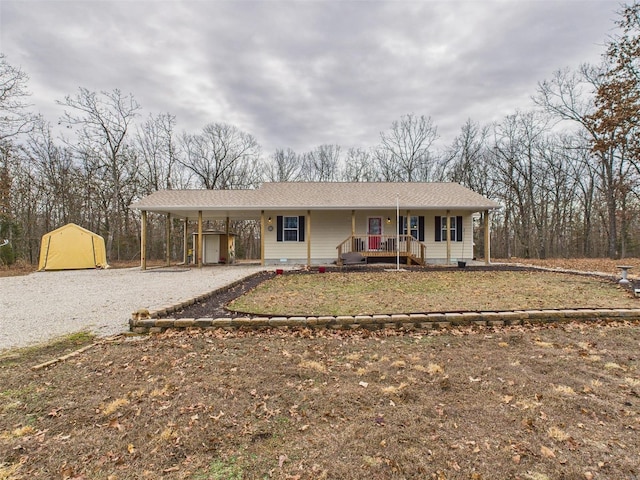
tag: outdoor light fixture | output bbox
[268,217,272,223]
[386,217,391,224]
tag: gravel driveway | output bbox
[0,265,267,352]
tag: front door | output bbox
[203,235,220,264]
[368,217,382,250]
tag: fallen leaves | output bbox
[540,445,556,458]
[3,315,640,479]
[548,426,570,442]
[102,398,129,416]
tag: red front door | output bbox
[368,217,382,250]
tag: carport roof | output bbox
[130,182,500,220]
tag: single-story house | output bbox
[129,182,500,268]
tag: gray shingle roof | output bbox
[130,182,500,218]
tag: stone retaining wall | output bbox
[130,307,640,334]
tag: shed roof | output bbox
[130,182,500,220]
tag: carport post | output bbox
[484,209,491,265]
[226,216,231,264]
[141,210,147,270]
[197,210,203,268]
[260,210,265,266]
[183,217,189,265]
[165,213,171,267]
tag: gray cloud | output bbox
[1,0,617,154]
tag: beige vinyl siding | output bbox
[309,211,353,259]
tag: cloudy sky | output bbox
[0,0,620,154]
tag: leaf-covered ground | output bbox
[2,260,640,479]
[1,323,639,479]
[226,270,637,317]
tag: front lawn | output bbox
[227,270,638,316]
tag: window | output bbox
[398,216,425,241]
[435,216,463,242]
[276,215,306,242]
[283,216,299,241]
[441,216,456,242]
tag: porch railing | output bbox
[336,234,426,265]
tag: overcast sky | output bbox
[0,0,620,155]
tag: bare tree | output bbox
[534,66,625,258]
[136,113,183,192]
[264,148,302,182]
[58,87,141,259]
[377,114,439,182]
[442,119,495,196]
[0,54,34,141]
[342,147,378,182]
[179,123,262,189]
[300,144,341,182]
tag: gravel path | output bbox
[0,265,267,352]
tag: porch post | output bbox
[484,209,491,265]
[183,217,188,265]
[260,210,265,266]
[165,213,171,267]
[351,210,356,251]
[351,210,356,236]
[306,210,311,266]
[446,210,451,265]
[197,210,203,268]
[140,210,147,270]
[405,210,410,238]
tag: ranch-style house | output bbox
[130,182,500,268]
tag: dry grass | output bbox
[227,269,637,316]
[1,323,639,479]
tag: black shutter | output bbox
[435,216,441,241]
[456,216,463,242]
[418,216,425,241]
[277,216,283,242]
[398,216,405,235]
[298,215,305,242]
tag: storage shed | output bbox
[38,223,109,271]
[190,230,236,264]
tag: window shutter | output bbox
[398,216,405,235]
[276,216,283,242]
[298,215,305,242]
[435,216,441,242]
[456,216,463,242]
[418,216,425,241]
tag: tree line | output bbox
[1,4,639,265]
